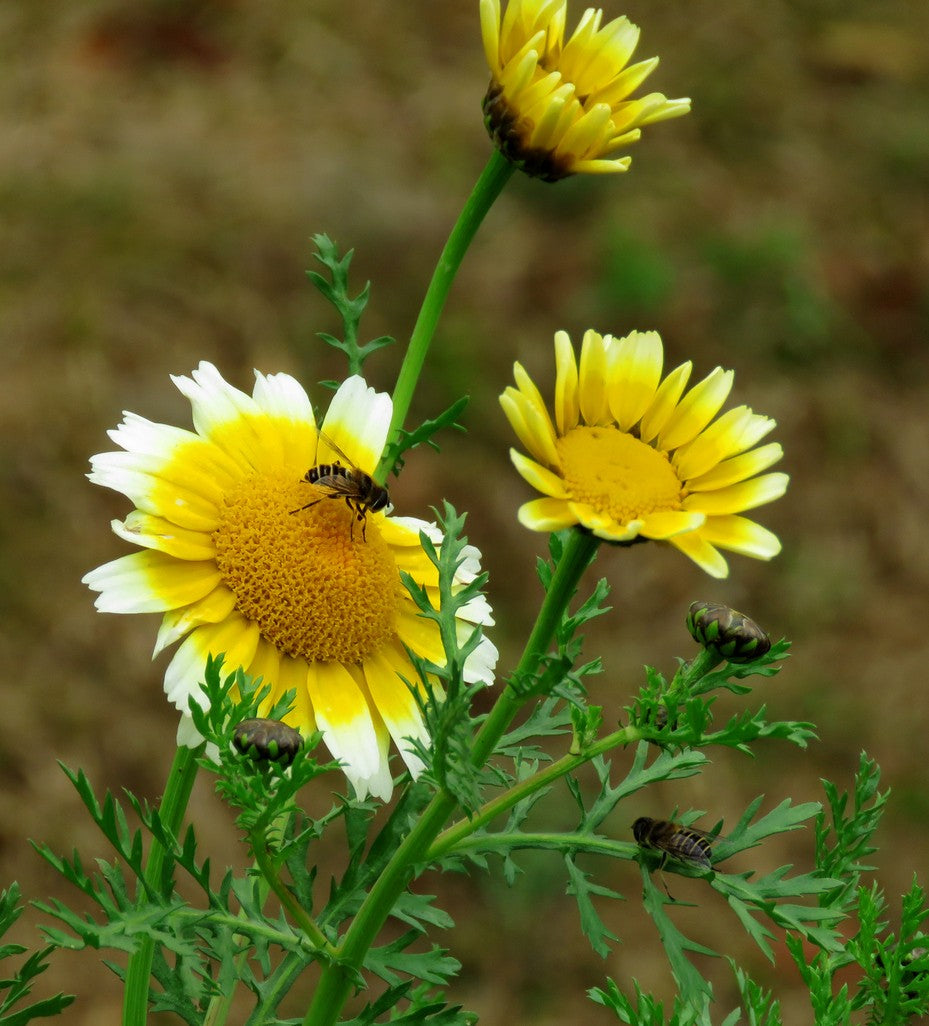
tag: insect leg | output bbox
[290,496,325,515]
[656,852,675,900]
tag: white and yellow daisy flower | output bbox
[500,330,788,578]
[84,363,498,800]
[480,0,691,180]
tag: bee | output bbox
[632,817,715,872]
[290,430,390,541]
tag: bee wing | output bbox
[677,825,717,843]
[315,427,362,472]
[666,827,714,869]
[312,471,359,497]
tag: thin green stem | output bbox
[441,829,640,863]
[428,723,640,861]
[122,744,201,1026]
[469,529,601,766]
[253,842,333,954]
[375,150,514,484]
[301,528,600,1026]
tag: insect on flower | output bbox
[632,816,716,889]
[290,430,390,541]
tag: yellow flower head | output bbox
[480,0,691,180]
[84,364,498,800]
[500,330,789,578]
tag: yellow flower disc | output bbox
[557,426,682,523]
[213,470,401,665]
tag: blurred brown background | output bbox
[2,0,928,1022]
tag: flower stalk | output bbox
[376,150,514,482]
[301,528,601,1026]
[122,744,201,1026]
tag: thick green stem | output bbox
[375,150,514,484]
[122,744,201,1026]
[469,529,600,767]
[301,528,600,1026]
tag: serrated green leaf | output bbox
[565,855,621,958]
[639,865,716,1001]
[363,931,460,988]
[306,234,394,376]
[380,396,469,476]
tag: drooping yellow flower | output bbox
[480,0,691,180]
[500,330,788,578]
[84,364,498,800]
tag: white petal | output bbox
[464,633,499,686]
[172,362,275,471]
[320,376,392,473]
[252,370,315,422]
[162,617,260,712]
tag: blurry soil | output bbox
[1,0,928,1023]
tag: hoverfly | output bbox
[289,430,390,541]
[632,816,715,883]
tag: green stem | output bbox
[375,150,514,484]
[673,647,724,696]
[253,842,333,953]
[469,529,600,766]
[427,722,639,861]
[122,744,201,1026]
[301,528,600,1026]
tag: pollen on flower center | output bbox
[557,426,683,524]
[212,470,401,664]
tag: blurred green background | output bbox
[2,0,928,1021]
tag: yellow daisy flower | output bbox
[480,0,691,180]
[500,330,788,578]
[83,363,498,800]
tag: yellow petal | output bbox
[517,497,579,532]
[153,585,238,655]
[698,515,782,560]
[513,361,550,414]
[554,330,580,434]
[396,608,445,666]
[658,367,734,451]
[276,653,316,734]
[89,451,223,531]
[480,0,502,69]
[163,614,260,710]
[686,443,784,491]
[667,532,729,579]
[607,330,664,430]
[674,408,777,481]
[500,388,560,468]
[683,473,789,515]
[320,376,391,473]
[111,512,216,561]
[363,643,430,775]
[510,449,570,498]
[306,661,381,780]
[578,329,611,425]
[639,361,692,443]
[637,510,706,539]
[83,551,222,613]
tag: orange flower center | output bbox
[556,426,683,524]
[212,470,401,664]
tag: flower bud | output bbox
[234,718,303,765]
[686,601,771,663]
